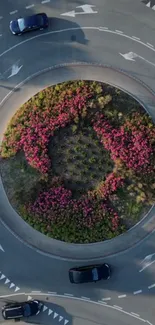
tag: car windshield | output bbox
[23,304,31,317]
[18,18,27,32]
[92,267,99,281]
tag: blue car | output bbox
[10,13,48,35]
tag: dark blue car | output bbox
[69,263,111,284]
[10,13,48,35]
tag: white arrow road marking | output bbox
[5,279,10,284]
[14,287,20,292]
[119,51,137,61]
[48,309,53,316]
[61,4,97,17]
[139,253,155,272]
[27,296,32,301]
[59,316,64,322]
[43,306,48,312]
[120,51,155,67]
[9,283,15,289]
[7,64,23,79]
[0,274,5,280]
[0,245,4,252]
[77,4,98,13]
[64,320,69,325]
[53,312,58,319]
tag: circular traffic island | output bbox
[0,80,155,243]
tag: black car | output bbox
[2,300,43,320]
[10,13,48,35]
[69,263,111,284]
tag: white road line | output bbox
[115,30,123,33]
[147,42,154,47]
[0,293,25,298]
[113,305,123,310]
[139,260,155,272]
[98,300,107,305]
[118,294,126,298]
[133,290,142,295]
[1,27,155,62]
[10,10,18,15]
[64,293,73,297]
[99,26,108,30]
[26,4,35,9]
[102,297,111,301]
[132,36,140,40]
[41,0,51,3]
[31,291,41,293]
[81,296,90,300]
[131,312,140,317]
[48,291,57,294]
[0,291,149,324]
[148,283,155,289]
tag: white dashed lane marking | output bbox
[131,312,140,317]
[98,300,107,305]
[115,30,123,33]
[25,4,35,9]
[10,10,18,15]
[102,297,111,301]
[133,290,142,295]
[132,36,140,40]
[41,0,51,3]
[118,294,127,298]
[113,305,123,310]
[148,283,155,289]
[147,42,154,47]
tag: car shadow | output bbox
[25,301,72,325]
[15,17,89,46]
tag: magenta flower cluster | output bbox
[93,112,154,173]
[2,86,93,173]
[97,172,124,198]
[28,183,121,230]
[2,82,155,239]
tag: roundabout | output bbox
[0,1,155,325]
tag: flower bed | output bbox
[0,80,155,243]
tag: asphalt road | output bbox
[0,0,155,325]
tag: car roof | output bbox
[18,15,38,25]
[4,305,23,318]
[70,265,103,283]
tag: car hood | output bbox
[10,20,20,33]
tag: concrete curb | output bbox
[0,63,155,261]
